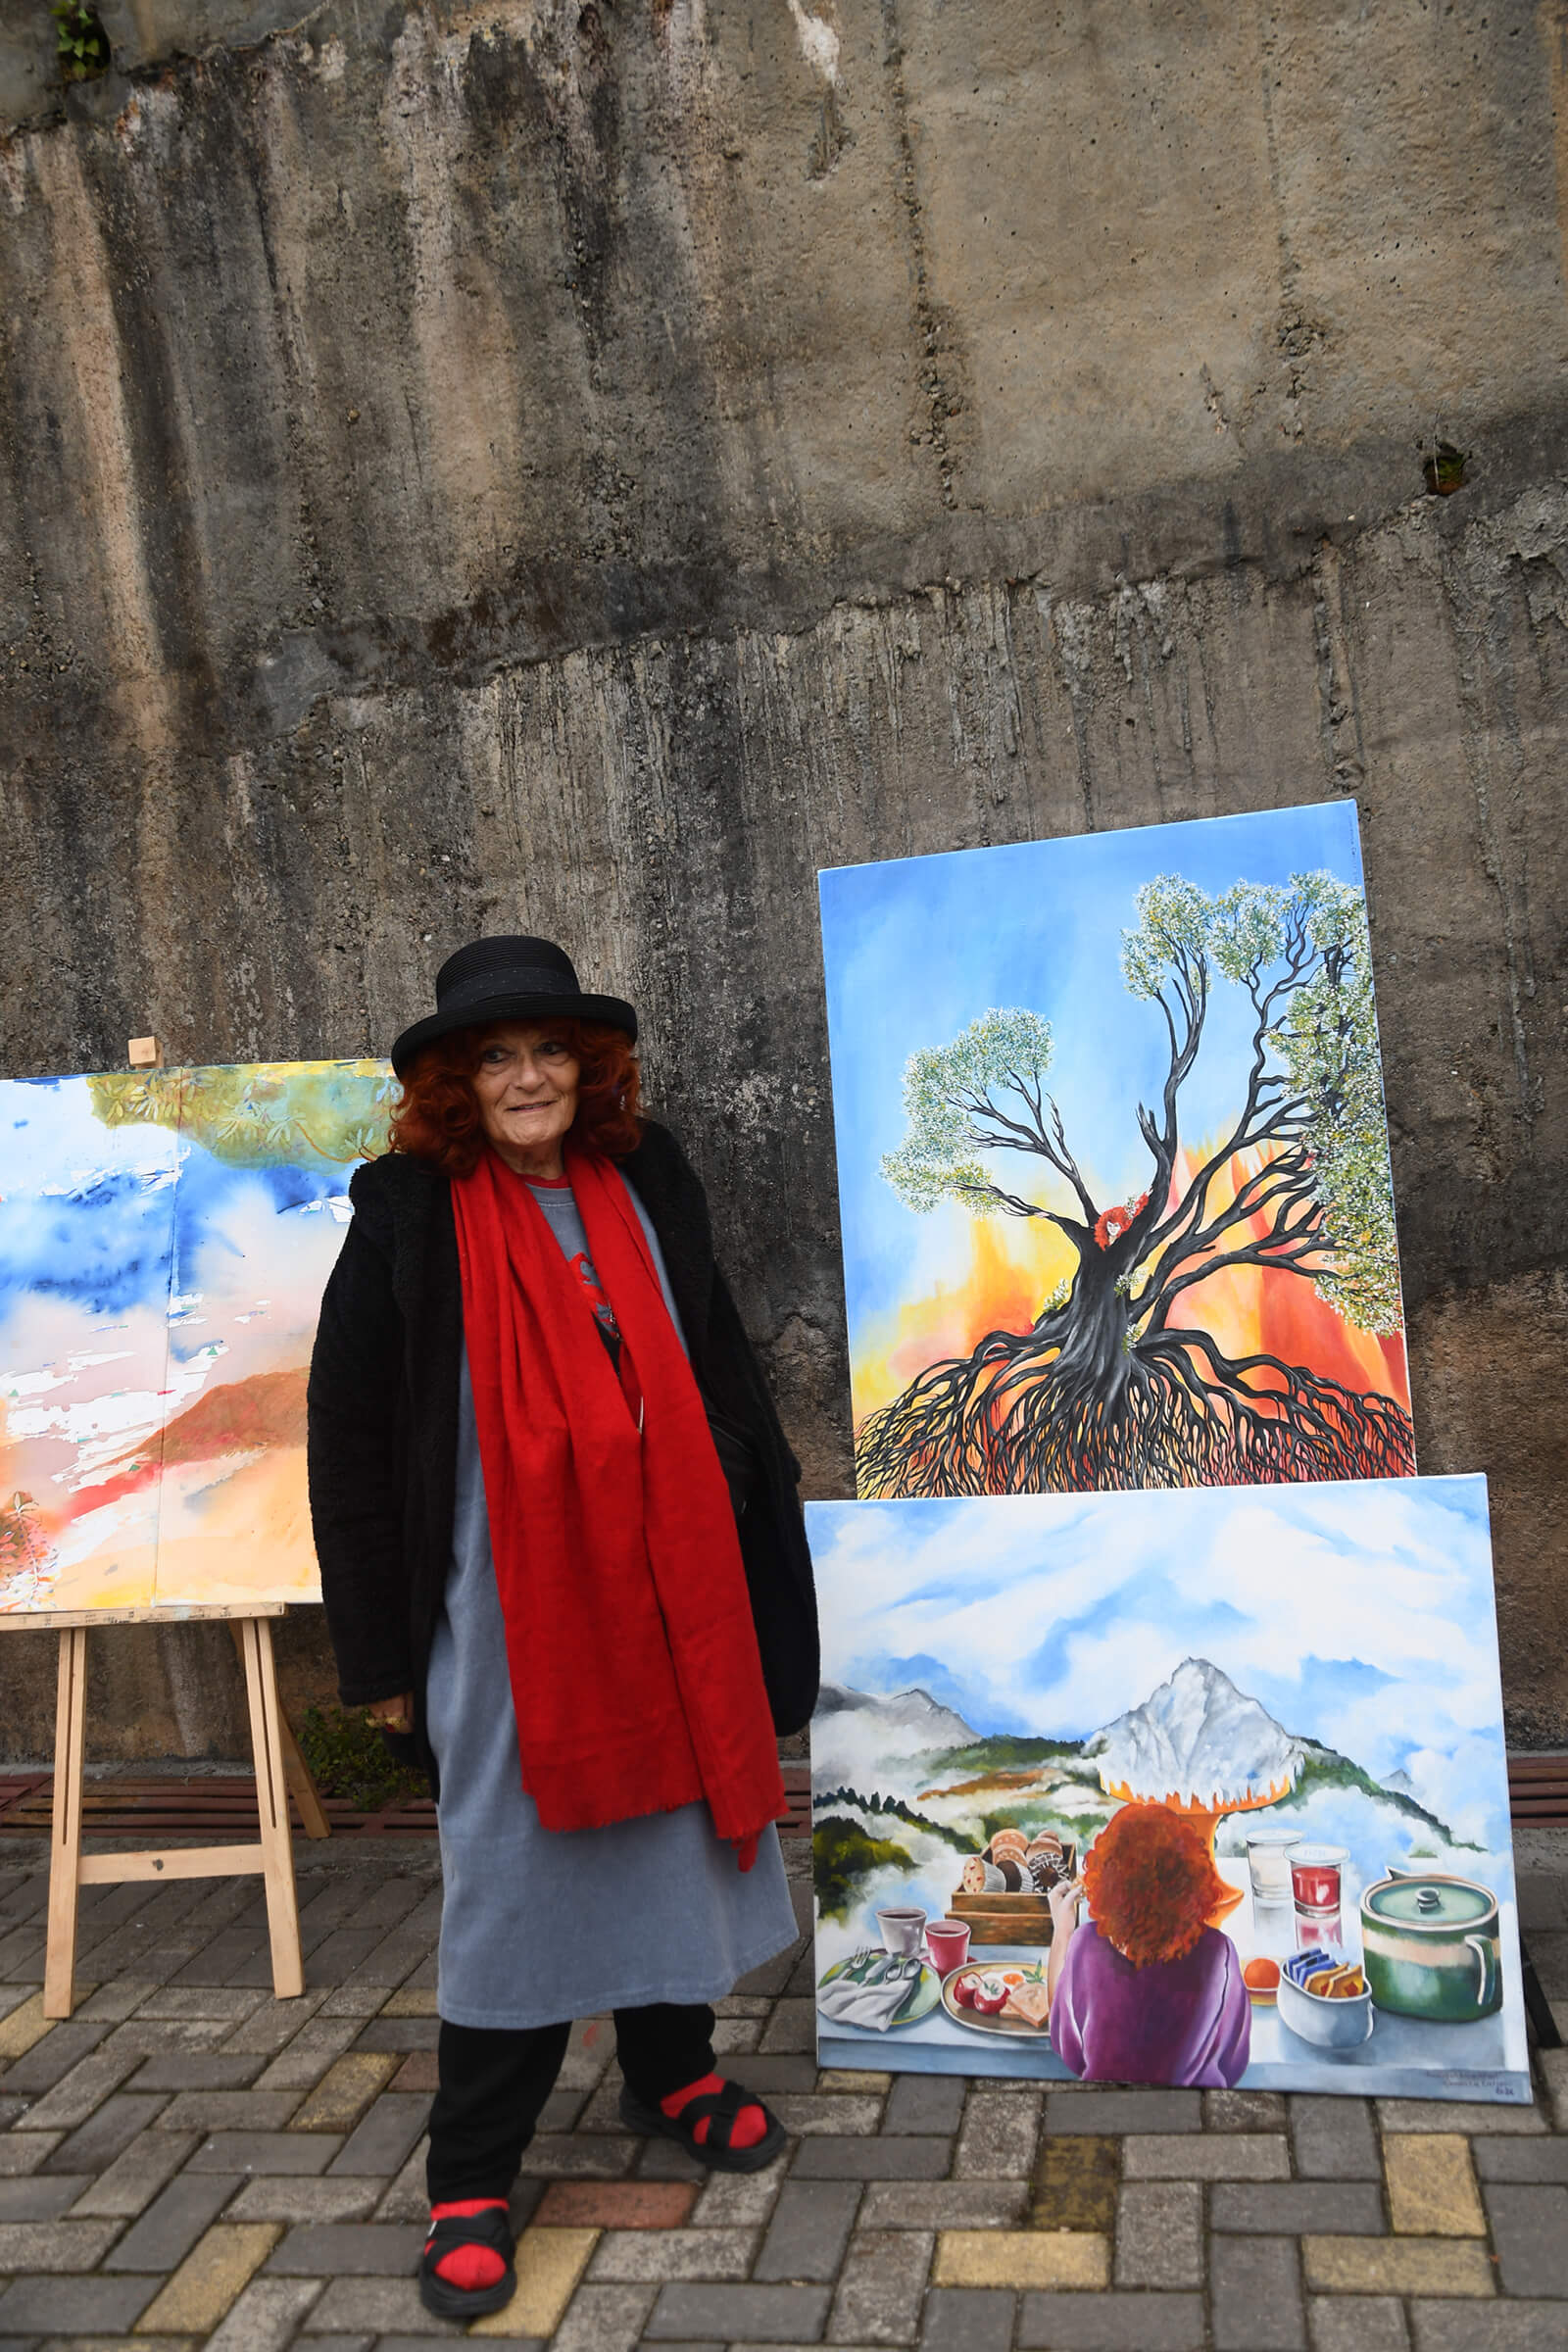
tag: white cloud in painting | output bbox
[808,1479,1500,1791]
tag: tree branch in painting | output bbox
[857,870,1414,1495]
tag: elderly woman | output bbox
[307,936,817,2322]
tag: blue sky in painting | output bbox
[816,802,1370,1340]
[0,1078,177,1331]
[807,1477,1505,1842]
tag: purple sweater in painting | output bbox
[1052,1925,1250,2088]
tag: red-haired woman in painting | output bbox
[308,937,817,2321]
[1046,1802,1250,2088]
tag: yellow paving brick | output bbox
[816,2070,893,2092]
[286,2049,397,2132]
[1302,2235,1494,2296]
[0,1992,57,2062]
[934,2230,1110,2288]
[381,1985,439,2017]
[1384,2133,1487,2235]
[469,2225,600,2336]
[133,2222,282,2333]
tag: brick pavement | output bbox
[0,1836,1564,2351]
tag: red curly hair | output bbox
[386,1019,643,1177]
[1083,1803,1230,1969]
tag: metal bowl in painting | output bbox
[1359,1874,1503,2023]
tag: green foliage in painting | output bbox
[87,1063,398,1168]
[812,1814,914,1920]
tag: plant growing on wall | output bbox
[858,869,1414,1495]
[51,3,110,83]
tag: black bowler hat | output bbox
[390,936,638,1075]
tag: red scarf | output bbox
[450,1143,785,1858]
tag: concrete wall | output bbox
[1,0,1565,1756]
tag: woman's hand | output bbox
[368,1692,416,1735]
[1046,1873,1086,2007]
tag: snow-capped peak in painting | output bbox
[1085,1657,1303,1810]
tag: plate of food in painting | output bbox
[816,1951,941,2032]
[940,1960,1053,2035]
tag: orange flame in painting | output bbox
[851,1137,1411,1430]
[1099,1771,1298,1814]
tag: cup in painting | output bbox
[1245,1831,1300,1902]
[876,1905,927,1957]
[1290,1845,1348,1913]
[925,1917,970,1973]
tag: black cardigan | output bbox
[305,1122,819,1782]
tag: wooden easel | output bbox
[3,1604,316,2018]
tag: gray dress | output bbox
[424,1176,798,2031]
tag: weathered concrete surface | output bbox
[1,1,1565,1754]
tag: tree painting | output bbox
[856,867,1413,1496]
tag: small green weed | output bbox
[296,1704,428,1812]
[52,3,111,84]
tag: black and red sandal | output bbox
[618,2077,787,2173]
[417,2200,516,2321]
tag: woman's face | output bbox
[472,1022,581,1177]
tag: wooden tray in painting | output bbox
[950,1891,1054,1946]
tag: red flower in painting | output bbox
[1095,1193,1149,1250]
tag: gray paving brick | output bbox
[755,2179,860,2281]
[643,2282,833,2340]
[0,2214,125,2273]
[1206,2088,1289,2132]
[152,2089,305,2132]
[727,2055,818,2094]
[1289,2093,1381,2179]
[220,1989,334,2058]
[207,2273,327,2352]
[829,2227,932,2342]
[1122,2132,1290,2180]
[376,2137,434,2222]
[351,2016,440,2052]
[1378,2098,1544,2133]
[1018,2290,1206,2349]
[101,2166,240,2270]
[9,2045,142,2130]
[955,2090,1042,2179]
[760,1999,815,2055]
[0,2274,157,2331]
[139,1984,270,2022]
[1409,2305,1568,2349]
[1115,2180,1202,2286]
[858,2182,1028,2230]
[266,2220,425,2274]
[188,2129,345,2174]
[325,2091,429,2178]
[255,2015,363,2091]
[102,2012,233,2054]
[514,2133,636,2178]
[553,2280,654,2352]
[791,2136,952,2180]
[1309,2293,1410,2352]
[300,2276,464,2332]
[339,1924,437,1991]
[883,2077,964,2136]
[0,2020,109,2092]
[1216,2179,1388,2233]
[1045,2089,1200,2135]
[588,2226,758,2280]
[921,2285,1013,2352]
[127,2048,271,2089]
[0,2174,90,2218]
[163,1929,270,1985]
[230,2175,385,2222]
[1474,2136,1568,2180]
[37,2089,170,2175]
[0,2131,61,2175]
[1211,2234,1305,2352]
[1482,2181,1568,2296]
[69,2126,202,2216]
[72,1974,161,2021]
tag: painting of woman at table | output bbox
[1047,1803,1250,2089]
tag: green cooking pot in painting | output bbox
[1359,1872,1503,2023]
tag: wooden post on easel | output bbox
[225,1622,330,1841]
[1,1606,307,2020]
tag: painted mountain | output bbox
[811,1657,1473,1925]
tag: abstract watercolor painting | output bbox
[0,1061,395,1615]
[817,803,1412,1496]
[808,1479,1528,2103]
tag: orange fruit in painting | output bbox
[1243,1957,1281,1992]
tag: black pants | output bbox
[425,2001,717,2203]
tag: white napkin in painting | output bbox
[817,1956,922,2032]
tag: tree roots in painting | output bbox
[857,1324,1415,1497]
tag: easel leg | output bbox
[226,1620,329,1840]
[43,1626,88,2020]
[237,1618,304,1999]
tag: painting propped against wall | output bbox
[0,1061,394,1615]
[808,1480,1528,2103]
[817,803,1412,1497]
